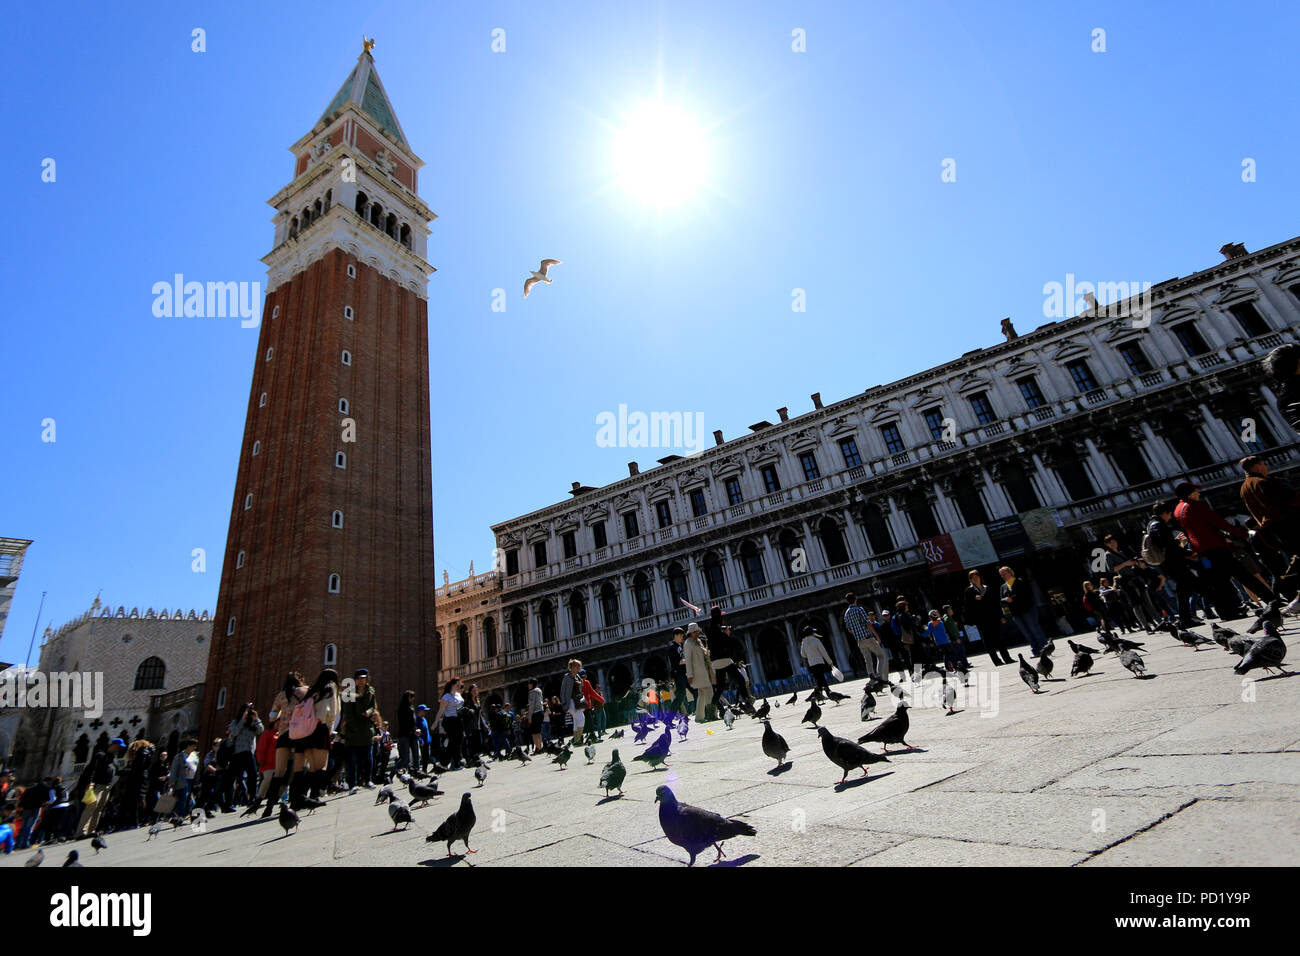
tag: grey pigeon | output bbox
[655,785,756,866]
[146,821,164,840]
[408,777,442,807]
[1041,639,1056,658]
[1071,648,1095,677]
[722,706,735,730]
[25,847,44,867]
[426,793,476,857]
[942,675,957,714]
[475,761,489,786]
[818,726,890,784]
[1036,653,1054,678]
[584,744,597,765]
[1234,622,1289,676]
[507,746,531,764]
[1068,639,1100,655]
[600,749,627,796]
[634,729,671,770]
[752,699,771,721]
[90,833,107,854]
[388,800,413,830]
[785,692,797,706]
[860,687,877,721]
[374,784,397,805]
[825,689,849,705]
[1120,648,1146,677]
[610,729,624,739]
[802,699,822,727]
[1018,654,1042,693]
[1226,634,1257,658]
[278,801,300,835]
[761,719,789,769]
[1177,629,1215,649]
[552,745,572,770]
[1211,622,1239,648]
[857,701,912,751]
[1246,599,1283,635]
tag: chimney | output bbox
[1000,317,1018,341]
[713,429,724,446]
[628,462,639,477]
[777,406,789,422]
[571,481,581,493]
[1082,291,1097,313]
[811,392,823,409]
[1219,242,1248,260]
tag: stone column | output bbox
[841,508,868,561]
[783,619,803,677]
[761,534,784,582]
[1030,453,1067,505]
[1084,437,1124,492]
[825,614,853,675]
[1139,422,1182,475]
[886,496,914,547]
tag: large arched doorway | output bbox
[756,625,792,680]
[818,516,850,566]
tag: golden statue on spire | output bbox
[362,36,376,55]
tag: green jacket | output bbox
[340,683,378,746]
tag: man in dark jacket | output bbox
[1146,499,1203,628]
[999,566,1047,656]
[393,689,417,774]
[15,777,51,849]
[340,668,378,792]
[75,737,123,837]
[667,629,689,714]
[705,607,753,709]
[964,569,1012,664]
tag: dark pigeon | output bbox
[860,687,877,721]
[785,692,797,706]
[1234,622,1289,676]
[388,800,413,830]
[62,850,81,867]
[818,726,890,784]
[426,793,476,857]
[857,701,912,751]
[825,690,850,705]
[1176,629,1215,649]
[1036,654,1054,678]
[655,785,756,866]
[1041,640,1056,658]
[1068,639,1100,655]
[610,729,625,739]
[1018,654,1042,693]
[506,746,531,764]
[634,729,672,770]
[90,833,107,854]
[752,699,771,721]
[408,776,443,807]
[600,749,627,796]
[278,801,300,836]
[374,784,397,805]
[1071,648,1095,677]
[1246,600,1283,636]
[761,719,789,769]
[802,699,822,727]
[1120,648,1146,677]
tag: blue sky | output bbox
[2,0,1297,664]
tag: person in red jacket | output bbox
[1173,481,1276,620]
[247,724,279,813]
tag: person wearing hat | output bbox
[1174,481,1277,620]
[74,737,123,838]
[1145,499,1204,629]
[800,624,838,695]
[341,668,378,792]
[414,704,432,772]
[682,624,717,721]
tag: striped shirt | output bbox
[844,604,879,643]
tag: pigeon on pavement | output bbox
[1234,621,1289,676]
[722,707,735,730]
[761,719,790,769]
[584,744,597,765]
[860,686,877,721]
[408,777,443,807]
[374,784,396,805]
[1018,654,1042,693]
[427,793,477,857]
[1120,648,1147,677]
[506,746,531,764]
[1036,653,1055,679]
[802,699,822,727]
[857,701,912,751]
[1068,639,1100,655]
[1176,629,1215,649]
[388,800,414,830]
[634,729,672,770]
[278,801,300,836]
[785,692,797,706]
[610,729,625,739]
[552,745,573,770]
[1071,647,1095,677]
[825,689,849,705]
[942,675,957,715]
[25,848,44,867]
[655,785,756,866]
[600,749,627,796]
[475,761,489,787]
[90,833,107,854]
[62,850,81,867]
[818,726,890,784]
[752,699,771,721]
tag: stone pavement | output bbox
[4,622,1297,868]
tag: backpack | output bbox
[288,691,318,740]
[1141,520,1167,566]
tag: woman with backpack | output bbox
[260,672,304,817]
[288,669,340,810]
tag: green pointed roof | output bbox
[318,51,408,148]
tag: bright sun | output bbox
[612,102,709,205]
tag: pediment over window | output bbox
[784,427,820,452]
[955,372,993,395]
[744,442,781,465]
[1271,260,1300,287]
[1002,355,1039,378]
[867,404,902,425]
[1156,305,1199,326]
[1049,339,1091,363]
[824,415,855,438]
[581,505,609,524]
[524,523,549,543]
[709,457,744,478]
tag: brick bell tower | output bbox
[202,40,437,738]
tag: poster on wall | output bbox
[986,515,1032,559]
[1020,507,1069,550]
[919,533,960,576]
[950,524,998,567]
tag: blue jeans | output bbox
[174,779,194,818]
[15,809,40,849]
[1013,612,1047,654]
[345,745,373,788]
[394,735,417,772]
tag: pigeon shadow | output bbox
[595,794,626,805]
[945,709,965,716]
[1248,671,1298,682]
[418,854,473,868]
[1134,673,1158,680]
[766,763,793,777]
[835,771,894,791]
[709,852,760,867]
[887,747,928,755]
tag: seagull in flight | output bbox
[523,259,562,298]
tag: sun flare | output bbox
[611,102,710,205]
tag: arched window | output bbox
[343,305,354,320]
[341,350,352,366]
[998,462,1041,512]
[862,503,894,555]
[385,212,397,238]
[226,616,236,635]
[457,624,470,665]
[702,552,727,597]
[600,582,621,627]
[327,573,341,593]
[331,510,343,529]
[216,687,227,710]
[953,480,989,527]
[484,617,498,658]
[259,392,267,407]
[244,493,253,510]
[265,347,273,362]
[538,600,555,644]
[510,606,527,649]
[338,398,349,413]
[740,540,766,588]
[323,189,331,213]
[354,191,368,216]
[904,487,941,539]
[666,562,688,608]
[271,305,279,319]
[133,657,165,691]
[818,516,850,566]
[289,217,298,238]
[633,573,653,617]
[235,550,245,568]
[347,263,357,278]
[324,644,337,667]
[370,203,382,228]
[569,591,588,635]
[335,452,347,469]
[252,440,261,456]
[400,223,411,248]
[778,528,803,577]
[313,198,322,219]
